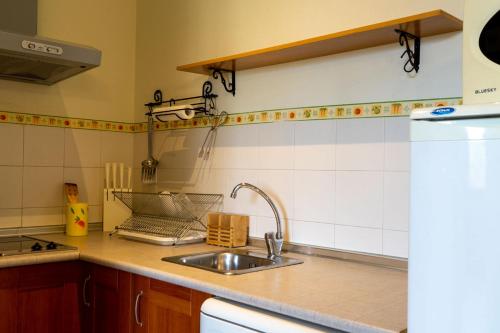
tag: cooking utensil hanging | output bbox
[199,111,227,160]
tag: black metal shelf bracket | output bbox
[144,80,218,121]
[210,68,236,96]
[395,29,420,74]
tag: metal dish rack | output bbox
[113,191,223,245]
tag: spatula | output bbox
[64,183,79,204]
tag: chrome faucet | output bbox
[230,183,283,258]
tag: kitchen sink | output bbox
[162,249,303,275]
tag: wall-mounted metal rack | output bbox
[144,81,218,121]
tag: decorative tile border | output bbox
[0,97,462,132]
[0,110,140,133]
[147,97,462,131]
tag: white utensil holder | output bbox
[103,189,132,232]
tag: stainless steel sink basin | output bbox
[162,249,303,275]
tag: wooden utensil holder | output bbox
[207,213,249,248]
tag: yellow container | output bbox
[66,203,89,236]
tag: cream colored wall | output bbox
[134,0,464,120]
[0,0,137,123]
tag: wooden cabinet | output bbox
[132,274,211,333]
[84,263,133,333]
[0,261,83,333]
[0,261,210,333]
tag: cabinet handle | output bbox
[135,290,144,327]
[83,274,91,307]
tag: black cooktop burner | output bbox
[0,236,76,257]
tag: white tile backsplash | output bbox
[258,122,294,170]
[385,117,410,171]
[335,171,383,228]
[294,170,335,223]
[1,124,133,231]
[294,120,335,170]
[383,171,410,231]
[64,129,102,167]
[5,114,411,258]
[0,124,23,166]
[335,225,382,254]
[0,209,22,228]
[24,126,64,166]
[23,167,64,207]
[0,166,23,209]
[22,207,63,227]
[291,220,334,248]
[257,170,294,219]
[336,118,384,171]
[383,230,408,258]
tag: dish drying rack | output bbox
[112,191,223,245]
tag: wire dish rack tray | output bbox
[113,191,223,245]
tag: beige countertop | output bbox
[5,232,407,333]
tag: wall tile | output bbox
[294,120,335,170]
[258,122,294,170]
[155,129,206,170]
[64,129,102,167]
[101,131,134,167]
[64,168,103,205]
[294,170,334,223]
[248,215,259,238]
[336,118,384,170]
[0,209,22,228]
[383,230,408,258]
[24,126,64,166]
[257,170,294,220]
[256,216,290,240]
[222,169,260,216]
[335,225,382,254]
[0,124,23,166]
[0,166,23,209]
[385,117,410,171]
[383,171,409,231]
[22,207,63,227]
[291,220,334,248]
[133,132,147,168]
[22,167,63,207]
[336,171,383,228]
[88,205,103,223]
[216,125,259,169]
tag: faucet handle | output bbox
[264,232,276,258]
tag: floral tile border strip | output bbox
[0,97,462,132]
[147,97,462,131]
[0,111,139,133]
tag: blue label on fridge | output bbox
[431,107,456,116]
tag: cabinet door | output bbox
[17,261,82,333]
[90,264,132,333]
[0,267,18,333]
[133,275,211,333]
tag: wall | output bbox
[0,0,137,123]
[0,123,133,230]
[134,0,463,119]
[133,0,464,258]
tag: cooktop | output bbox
[0,236,76,257]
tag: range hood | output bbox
[0,0,101,85]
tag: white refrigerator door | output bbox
[410,118,500,332]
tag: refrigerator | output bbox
[409,104,500,332]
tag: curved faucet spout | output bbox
[230,182,284,257]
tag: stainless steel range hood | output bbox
[0,0,101,85]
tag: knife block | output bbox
[103,189,132,232]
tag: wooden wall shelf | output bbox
[177,10,462,75]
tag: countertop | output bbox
[3,232,407,333]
